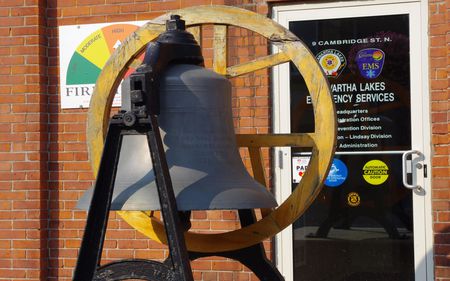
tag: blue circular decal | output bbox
[325,158,348,187]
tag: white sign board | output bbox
[59,21,147,109]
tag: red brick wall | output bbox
[429,1,450,280]
[0,0,448,281]
[0,0,49,280]
[45,1,271,281]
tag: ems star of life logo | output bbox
[316,49,347,78]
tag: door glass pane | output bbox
[289,15,414,281]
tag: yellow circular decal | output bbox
[347,192,360,207]
[362,159,389,185]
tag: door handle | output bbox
[278,149,284,170]
[402,150,425,191]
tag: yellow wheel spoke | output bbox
[226,52,290,77]
[248,146,272,217]
[248,147,266,186]
[213,25,227,75]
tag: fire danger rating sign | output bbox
[59,21,146,109]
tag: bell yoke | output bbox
[74,15,281,281]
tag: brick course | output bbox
[0,0,448,280]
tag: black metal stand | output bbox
[73,112,194,281]
[89,208,284,281]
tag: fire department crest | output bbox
[316,49,347,78]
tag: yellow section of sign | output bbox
[75,29,110,69]
[362,159,389,185]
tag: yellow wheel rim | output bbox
[87,5,336,253]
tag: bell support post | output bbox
[73,118,123,281]
[74,109,195,281]
[74,100,195,280]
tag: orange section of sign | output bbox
[102,24,140,54]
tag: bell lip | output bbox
[75,185,278,211]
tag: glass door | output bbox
[272,2,433,281]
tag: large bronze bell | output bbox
[77,63,277,211]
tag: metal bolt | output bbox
[123,112,137,127]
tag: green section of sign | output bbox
[66,52,101,85]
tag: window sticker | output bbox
[355,48,385,79]
[292,156,310,183]
[325,158,348,187]
[316,49,347,78]
[362,159,389,185]
[347,192,361,207]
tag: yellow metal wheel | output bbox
[87,5,336,253]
